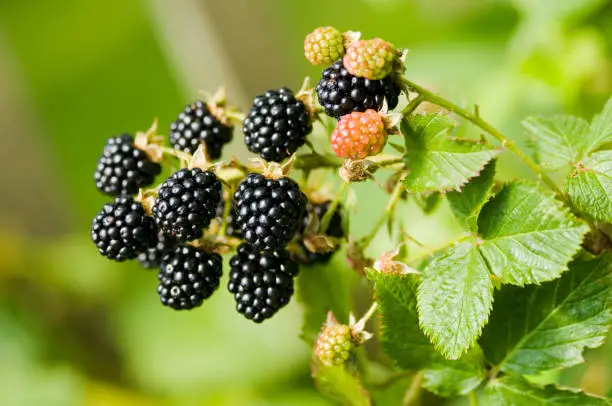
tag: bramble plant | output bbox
[90,26,612,405]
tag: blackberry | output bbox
[158,244,223,310]
[215,199,242,238]
[94,134,161,196]
[234,173,307,250]
[169,100,233,160]
[90,196,156,261]
[228,243,299,323]
[315,59,401,119]
[243,88,313,162]
[152,168,222,242]
[297,201,345,265]
[137,230,178,269]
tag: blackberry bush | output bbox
[90,196,156,261]
[316,59,400,119]
[233,173,307,250]
[243,87,313,162]
[228,243,299,323]
[88,25,612,406]
[158,244,223,310]
[152,168,222,242]
[169,100,233,159]
[94,134,161,196]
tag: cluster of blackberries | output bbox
[90,80,344,322]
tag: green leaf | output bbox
[585,96,612,153]
[401,114,499,193]
[523,115,589,169]
[367,270,441,369]
[414,192,442,214]
[477,182,588,285]
[480,253,612,375]
[297,260,358,345]
[418,242,494,359]
[485,376,611,405]
[368,270,486,396]
[422,348,486,397]
[311,362,371,406]
[447,159,496,231]
[565,151,612,223]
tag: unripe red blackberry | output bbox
[343,38,397,80]
[331,109,387,159]
[169,100,233,160]
[316,59,400,119]
[137,230,178,269]
[314,324,355,366]
[304,26,345,66]
[152,168,222,242]
[94,134,161,196]
[90,196,156,261]
[158,244,223,310]
[233,173,307,250]
[243,88,313,162]
[228,243,299,323]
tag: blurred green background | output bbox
[1,0,611,405]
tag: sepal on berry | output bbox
[372,245,419,276]
[339,159,379,183]
[134,118,165,163]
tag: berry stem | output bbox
[401,95,424,116]
[360,301,379,325]
[218,188,234,237]
[160,146,192,164]
[468,390,479,406]
[402,371,424,406]
[360,173,405,249]
[399,77,563,197]
[320,181,349,233]
[407,234,472,266]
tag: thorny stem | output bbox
[400,77,564,197]
[468,390,479,406]
[402,371,424,406]
[407,234,472,266]
[401,95,424,116]
[320,181,349,233]
[360,173,406,249]
[360,301,379,325]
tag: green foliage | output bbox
[485,376,611,405]
[585,97,612,154]
[401,115,499,193]
[447,159,496,231]
[566,151,612,223]
[524,115,589,168]
[480,253,612,375]
[477,182,588,285]
[418,242,494,360]
[311,362,371,406]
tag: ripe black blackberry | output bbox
[316,59,401,119]
[243,88,313,162]
[228,243,299,323]
[297,201,345,264]
[215,199,242,238]
[234,173,307,250]
[94,134,162,196]
[137,230,178,269]
[152,168,222,242]
[158,244,223,310]
[169,100,233,160]
[90,196,156,261]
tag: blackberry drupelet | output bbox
[90,196,156,261]
[215,199,242,238]
[169,100,233,159]
[137,230,178,269]
[298,201,345,264]
[243,88,313,162]
[315,60,401,119]
[234,173,307,250]
[228,243,299,323]
[158,244,223,310]
[152,168,222,242]
[94,134,161,196]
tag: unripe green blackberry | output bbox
[343,38,397,80]
[158,244,223,310]
[90,196,156,261]
[314,324,355,366]
[304,26,345,66]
